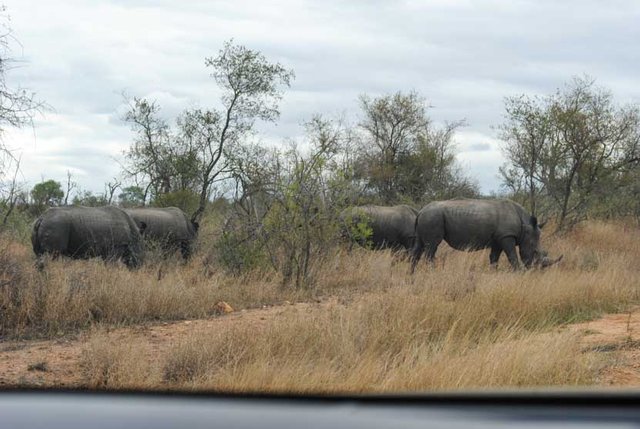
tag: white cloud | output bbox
[454,131,504,192]
[1,0,639,195]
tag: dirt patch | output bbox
[2,301,640,390]
[0,337,83,388]
[0,299,333,388]
[568,307,640,386]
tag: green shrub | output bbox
[1,207,35,245]
[211,229,266,276]
[153,190,200,215]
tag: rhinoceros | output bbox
[124,207,199,260]
[411,198,562,271]
[339,205,418,251]
[31,206,146,269]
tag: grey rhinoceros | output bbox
[339,205,418,251]
[411,198,562,271]
[124,207,199,260]
[31,206,146,269]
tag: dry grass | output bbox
[81,298,601,392]
[81,330,159,389]
[4,220,640,392]
[0,251,307,338]
[172,325,597,393]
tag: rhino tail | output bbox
[31,217,44,256]
[410,214,423,274]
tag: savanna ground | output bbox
[2,220,640,393]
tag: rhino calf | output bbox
[125,207,199,260]
[411,198,561,271]
[339,205,418,251]
[31,206,146,269]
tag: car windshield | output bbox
[1,0,639,395]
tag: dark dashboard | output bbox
[2,390,640,428]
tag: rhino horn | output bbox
[540,254,563,268]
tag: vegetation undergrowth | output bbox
[1,220,637,391]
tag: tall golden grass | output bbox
[3,220,640,392]
[82,315,598,392]
[0,250,307,338]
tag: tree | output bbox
[31,180,64,208]
[357,91,476,204]
[122,98,176,199]
[213,142,282,276]
[498,95,551,216]
[0,6,43,224]
[0,6,42,160]
[153,189,200,215]
[72,190,107,207]
[121,40,294,222]
[1,154,21,226]
[598,167,640,219]
[358,91,429,203]
[499,77,640,230]
[118,185,145,208]
[63,170,76,205]
[104,178,121,205]
[548,79,640,229]
[396,121,478,202]
[262,116,350,287]
[218,116,348,287]
[189,40,294,222]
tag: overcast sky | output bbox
[2,0,639,195]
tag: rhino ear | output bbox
[138,221,147,236]
[530,216,538,228]
[192,221,200,232]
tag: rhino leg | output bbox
[405,236,417,252]
[425,242,439,264]
[489,243,502,269]
[499,237,521,270]
[35,255,46,271]
[410,239,424,274]
[411,237,441,272]
[180,241,192,261]
[123,252,141,269]
[121,245,142,270]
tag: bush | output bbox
[1,207,35,244]
[153,190,200,216]
[211,229,266,276]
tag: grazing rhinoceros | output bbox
[31,206,146,269]
[411,198,562,271]
[339,205,418,251]
[124,207,199,260]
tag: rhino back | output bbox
[37,206,140,257]
[418,199,523,250]
[361,205,417,245]
[33,209,72,255]
[126,207,193,242]
[69,207,140,253]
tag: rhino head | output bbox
[519,217,562,269]
[519,216,543,268]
